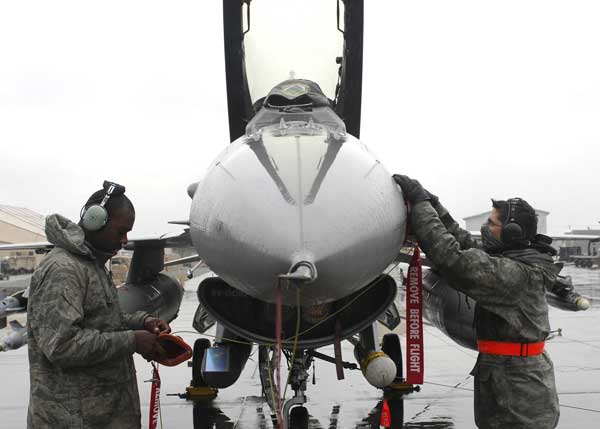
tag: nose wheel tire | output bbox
[381,333,403,380]
[289,406,309,429]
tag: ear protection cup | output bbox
[500,198,526,244]
[501,222,524,244]
[81,204,109,232]
[80,181,126,232]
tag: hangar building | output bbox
[0,205,47,271]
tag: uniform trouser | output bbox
[471,351,559,429]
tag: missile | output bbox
[117,273,183,323]
[0,290,27,321]
[0,321,27,352]
[546,275,591,311]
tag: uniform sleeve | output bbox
[410,201,529,308]
[29,262,136,368]
[121,311,149,330]
[430,200,478,250]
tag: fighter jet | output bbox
[0,2,591,428]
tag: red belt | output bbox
[477,340,545,357]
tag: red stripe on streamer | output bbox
[149,363,161,429]
[406,246,424,385]
[275,282,283,429]
[380,399,391,427]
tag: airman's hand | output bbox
[134,330,160,361]
[392,174,430,204]
[144,317,171,335]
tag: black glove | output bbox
[392,174,430,204]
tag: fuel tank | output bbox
[422,267,589,352]
[117,273,183,323]
[422,269,478,351]
[190,105,406,306]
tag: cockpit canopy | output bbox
[223,0,363,141]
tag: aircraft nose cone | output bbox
[190,126,406,305]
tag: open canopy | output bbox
[223,0,363,141]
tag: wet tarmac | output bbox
[1,265,599,428]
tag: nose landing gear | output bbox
[259,346,313,429]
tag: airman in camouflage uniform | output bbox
[27,183,169,428]
[394,174,560,429]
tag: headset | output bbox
[80,181,126,232]
[500,198,529,244]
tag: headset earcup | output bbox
[81,205,109,232]
[501,223,523,244]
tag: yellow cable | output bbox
[265,346,278,419]
[282,262,401,342]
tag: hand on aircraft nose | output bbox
[143,316,171,334]
[392,174,430,204]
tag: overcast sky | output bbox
[1,1,599,236]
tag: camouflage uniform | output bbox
[409,201,560,429]
[27,214,148,428]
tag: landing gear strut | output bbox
[259,346,313,429]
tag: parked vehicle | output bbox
[1,255,36,276]
[572,254,600,268]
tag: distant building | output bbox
[559,228,600,257]
[566,229,600,236]
[0,205,46,244]
[0,204,47,266]
[463,207,600,259]
[463,208,549,234]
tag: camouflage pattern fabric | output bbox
[410,201,560,428]
[27,214,148,428]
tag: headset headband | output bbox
[100,183,117,207]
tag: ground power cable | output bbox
[422,380,600,414]
[408,374,473,423]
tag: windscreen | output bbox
[243,0,344,103]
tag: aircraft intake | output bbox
[195,274,397,349]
